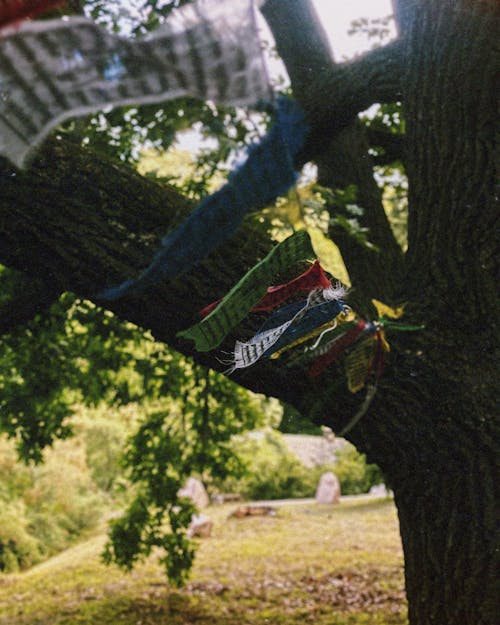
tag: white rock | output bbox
[178,477,210,508]
[369,483,392,497]
[187,513,213,538]
[315,471,341,504]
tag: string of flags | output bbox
[178,229,316,352]
[0,2,424,428]
[179,230,423,419]
[99,95,308,300]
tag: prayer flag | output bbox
[0,0,271,167]
[0,1,65,29]
[178,229,315,352]
[100,95,308,301]
[309,321,368,377]
[199,259,331,318]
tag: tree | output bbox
[0,0,498,623]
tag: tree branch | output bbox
[0,271,61,336]
[0,1,406,437]
[261,0,335,89]
[317,124,404,307]
[297,40,405,163]
[262,0,404,305]
[262,0,404,164]
[366,128,406,165]
[0,138,374,431]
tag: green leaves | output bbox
[102,416,197,587]
[0,294,79,462]
[0,271,270,584]
[0,291,165,460]
[103,368,267,586]
[307,184,380,252]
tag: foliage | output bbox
[0,501,42,572]
[0,435,105,572]
[0,291,80,462]
[214,430,383,500]
[78,406,137,493]
[278,403,322,435]
[0,283,273,583]
[218,430,321,500]
[348,15,395,45]
[0,275,276,584]
[310,184,380,252]
[0,290,161,462]
[333,442,385,495]
[103,370,269,587]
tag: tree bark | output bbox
[386,1,499,622]
[395,448,499,625]
[263,2,500,623]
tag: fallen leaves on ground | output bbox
[182,566,405,616]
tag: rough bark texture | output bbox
[384,1,499,622]
[0,1,498,623]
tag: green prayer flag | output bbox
[177,230,315,352]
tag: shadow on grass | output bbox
[302,498,395,517]
[0,498,406,625]
[48,585,405,625]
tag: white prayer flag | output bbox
[0,0,271,167]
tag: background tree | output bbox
[0,1,498,624]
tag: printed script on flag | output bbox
[0,0,271,167]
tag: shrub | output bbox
[214,431,320,500]
[0,435,105,570]
[333,442,385,495]
[23,442,105,542]
[82,415,128,492]
[0,501,42,572]
[214,431,384,500]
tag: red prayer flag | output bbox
[309,320,368,378]
[252,260,331,312]
[0,1,65,29]
[199,260,331,318]
[199,298,222,319]
[370,328,388,379]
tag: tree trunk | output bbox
[396,450,498,625]
[267,1,499,623]
[314,320,499,625]
[363,1,499,622]
[345,320,499,625]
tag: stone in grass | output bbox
[211,492,243,505]
[187,513,213,538]
[315,471,341,504]
[230,505,277,518]
[178,477,210,509]
[369,483,392,497]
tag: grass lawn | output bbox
[0,497,407,625]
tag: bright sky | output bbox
[176,0,396,152]
[311,0,395,59]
